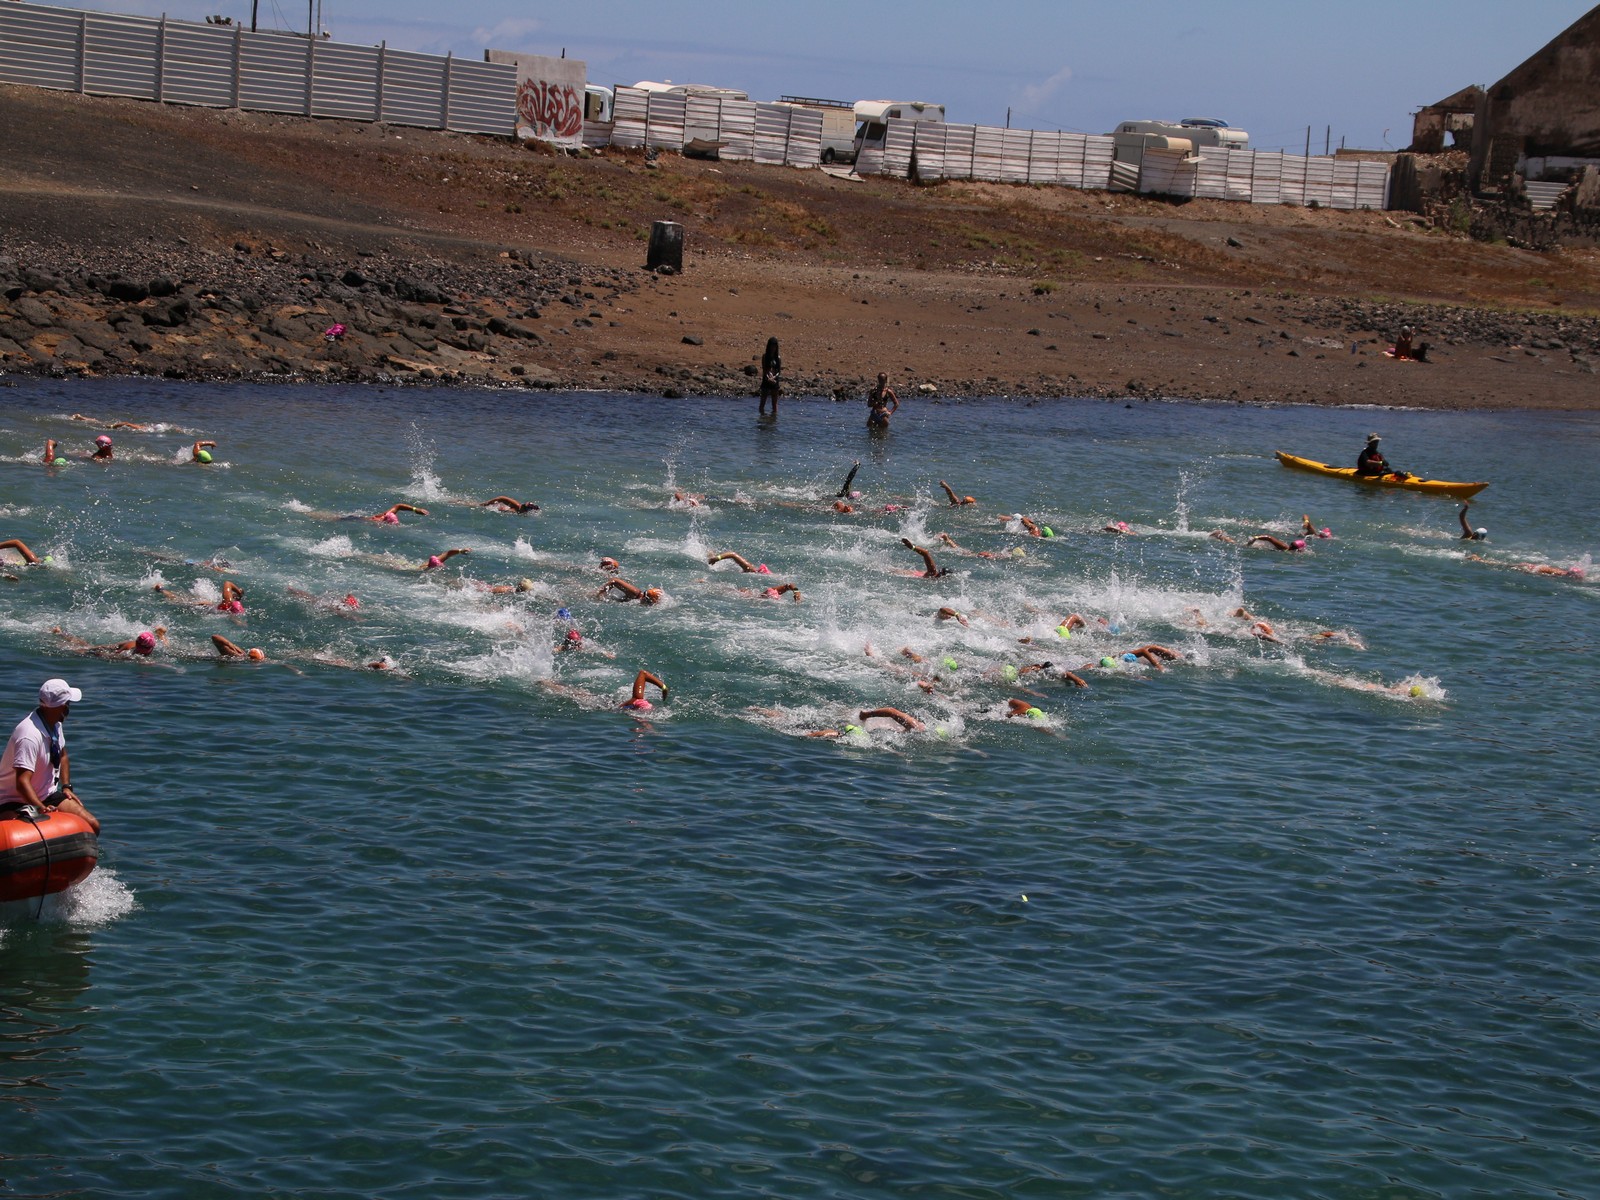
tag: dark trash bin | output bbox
[647,221,684,273]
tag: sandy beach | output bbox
[2,84,1597,410]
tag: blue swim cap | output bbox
[556,607,572,620]
[1123,652,1138,662]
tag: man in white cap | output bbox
[0,679,98,833]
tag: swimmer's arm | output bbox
[212,635,245,657]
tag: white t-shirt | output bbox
[0,711,64,805]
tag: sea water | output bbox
[1,379,1597,1198]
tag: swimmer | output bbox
[1458,502,1488,541]
[936,607,968,627]
[837,461,861,498]
[858,706,924,732]
[285,586,365,616]
[1301,515,1333,539]
[867,374,899,430]
[192,440,217,464]
[1005,698,1048,720]
[480,496,540,513]
[598,557,621,573]
[43,439,62,465]
[70,414,149,430]
[0,539,41,565]
[622,669,669,711]
[151,582,212,609]
[479,578,536,595]
[707,551,769,574]
[832,500,857,514]
[1104,520,1133,534]
[900,538,949,579]
[421,548,470,571]
[596,577,663,604]
[738,583,802,602]
[373,503,427,524]
[1247,535,1307,552]
[1124,643,1181,670]
[52,625,167,658]
[939,481,977,507]
[217,581,246,613]
[91,435,113,460]
[1209,530,1237,544]
[935,533,998,560]
[671,491,704,508]
[212,635,266,661]
[1230,606,1281,644]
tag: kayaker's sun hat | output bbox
[1367,432,1381,442]
[40,678,82,706]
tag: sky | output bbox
[35,0,1598,152]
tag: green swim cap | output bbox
[1055,625,1071,638]
[942,656,959,672]
[1025,707,1044,720]
[1100,656,1116,668]
[1041,527,1054,538]
[196,450,213,463]
[843,724,862,735]
[1011,547,1026,557]
[1001,664,1019,682]
[52,457,67,465]
[935,726,949,739]
[42,555,53,563]
[1408,685,1424,697]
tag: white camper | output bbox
[853,100,945,158]
[1110,118,1248,166]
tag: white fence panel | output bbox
[239,29,310,114]
[1249,151,1282,205]
[0,4,81,90]
[972,124,1005,181]
[1137,148,1195,198]
[610,86,648,148]
[1193,149,1227,199]
[685,94,721,146]
[944,124,976,181]
[911,123,949,181]
[882,119,915,177]
[718,99,757,161]
[1026,131,1058,184]
[1056,133,1087,188]
[1329,160,1358,210]
[441,57,513,135]
[1305,156,1335,206]
[82,11,157,98]
[753,103,789,164]
[997,128,1028,183]
[645,93,686,150]
[1081,137,1114,190]
[581,119,613,149]
[310,40,378,121]
[1356,161,1389,210]
[160,21,234,107]
[777,103,821,167]
[1224,149,1253,202]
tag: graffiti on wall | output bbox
[517,79,583,141]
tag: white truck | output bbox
[1109,117,1248,166]
[777,95,858,164]
[852,99,945,160]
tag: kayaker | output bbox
[1458,503,1488,541]
[0,679,98,834]
[1355,434,1394,477]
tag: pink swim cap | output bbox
[1116,521,1129,531]
[884,504,902,512]
[426,555,443,568]
[226,599,244,613]
[565,629,582,642]
[756,564,771,574]
[343,594,360,608]
[762,587,781,599]
[95,435,112,447]
[850,491,862,499]
[1292,539,1306,550]
[134,631,156,654]
[625,698,652,710]
[381,512,399,524]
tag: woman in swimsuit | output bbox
[867,373,898,431]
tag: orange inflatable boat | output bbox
[0,805,99,903]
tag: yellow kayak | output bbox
[1275,452,1488,499]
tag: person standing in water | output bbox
[758,337,782,416]
[867,373,899,431]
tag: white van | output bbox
[853,100,945,158]
[778,96,858,164]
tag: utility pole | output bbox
[250,0,257,31]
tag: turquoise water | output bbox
[2,379,1598,1198]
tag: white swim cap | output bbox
[1474,528,1488,540]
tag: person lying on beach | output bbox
[480,496,540,513]
[52,626,166,658]
[901,538,949,578]
[1458,503,1488,541]
[622,669,669,711]
[421,548,470,571]
[935,533,997,560]
[596,577,663,604]
[837,461,861,498]
[1248,535,1307,552]
[940,481,977,506]
[707,551,771,574]
[0,539,41,566]
[192,440,217,464]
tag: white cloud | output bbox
[471,16,545,50]
[1014,64,1074,113]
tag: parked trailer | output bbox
[1110,117,1248,165]
[853,99,944,160]
[778,95,857,164]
